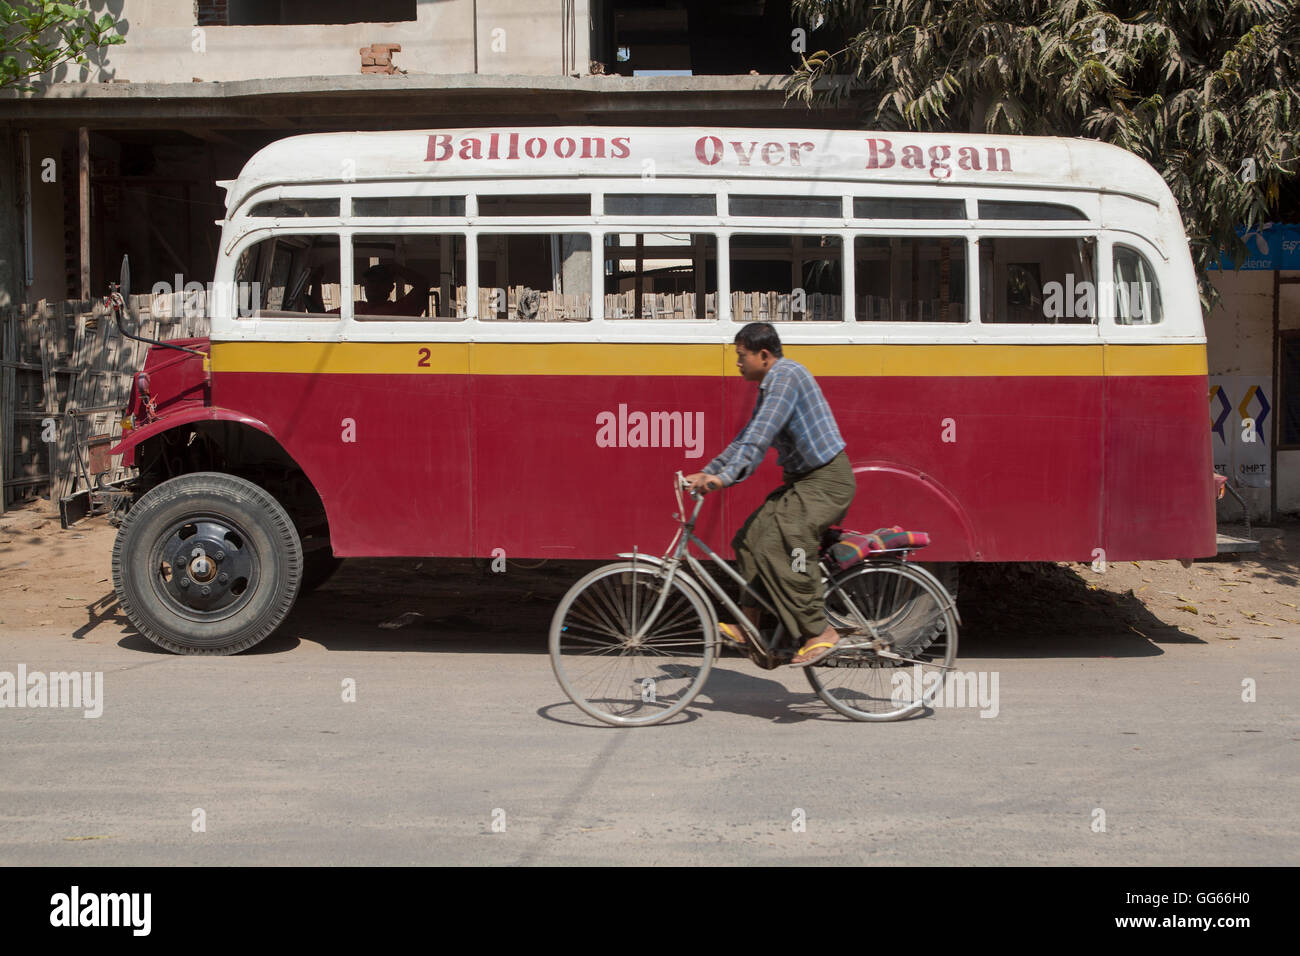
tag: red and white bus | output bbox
[109,126,1215,654]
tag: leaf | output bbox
[0,2,123,90]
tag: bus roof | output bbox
[221,126,1174,218]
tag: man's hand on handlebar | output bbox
[683,472,724,495]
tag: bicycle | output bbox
[549,473,960,726]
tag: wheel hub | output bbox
[188,548,216,582]
[157,518,256,614]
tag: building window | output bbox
[594,0,808,77]
[204,1,417,26]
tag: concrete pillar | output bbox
[561,233,591,304]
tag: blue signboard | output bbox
[1211,223,1300,271]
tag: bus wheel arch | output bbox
[848,461,979,561]
[133,418,330,530]
[129,419,336,581]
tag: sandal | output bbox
[789,634,842,667]
[718,622,748,645]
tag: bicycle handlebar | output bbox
[673,471,708,525]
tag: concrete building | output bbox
[0,0,845,306]
[1206,231,1300,521]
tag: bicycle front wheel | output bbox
[550,561,715,726]
[806,561,958,721]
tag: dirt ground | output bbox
[0,495,1297,649]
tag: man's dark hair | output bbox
[734,322,783,358]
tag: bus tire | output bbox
[919,562,959,602]
[111,472,303,656]
[300,551,344,593]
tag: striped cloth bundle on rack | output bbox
[827,526,930,569]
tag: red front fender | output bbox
[111,407,277,467]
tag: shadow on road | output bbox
[113,556,1200,660]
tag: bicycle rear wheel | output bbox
[806,561,958,721]
[550,561,714,726]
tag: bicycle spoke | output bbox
[564,609,627,643]
[571,589,627,639]
[591,576,633,635]
[558,633,626,650]
[551,562,713,726]
[807,562,958,721]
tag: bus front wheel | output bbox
[111,472,303,655]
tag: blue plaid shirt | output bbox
[704,358,846,486]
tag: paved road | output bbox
[1,562,1295,865]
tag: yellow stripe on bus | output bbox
[1103,344,1207,376]
[210,341,1207,377]
[211,341,469,375]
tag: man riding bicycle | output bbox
[683,322,856,667]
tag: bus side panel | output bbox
[720,372,1106,563]
[470,372,727,558]
[1102,374,1216,560]
[212,369,473,557]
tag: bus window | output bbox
[979,236,1097,323]
[854,236,967,322]
[247,198,339,218]
[603,233,716,319]
[977,200,1088,221]
[477,195,590,217]
[729,195,843,218]
[1113,245,1163,325]
[352,196,466,217]
[233,234,340,317]
[352,233,466,320]
[477,233,592,321]
[604,194,716,216]
[853,197,965,220]
[729,234,842,321]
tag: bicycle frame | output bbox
[628,475,943,662]
[626,475,841,656]
[626,485,779,653]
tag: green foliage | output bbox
[787,0,1300,313]
[0,0,124,91]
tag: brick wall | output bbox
[360,43,402,74]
